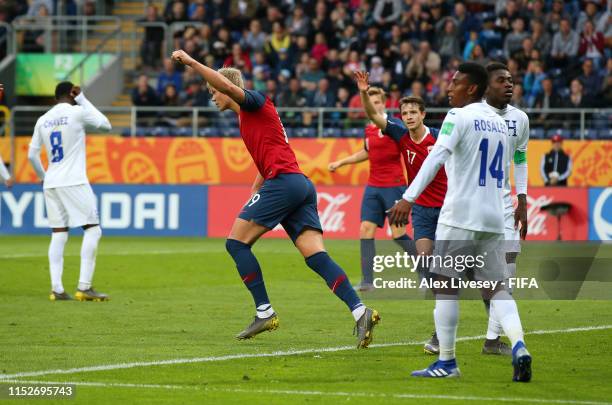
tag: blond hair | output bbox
[213,67,244,89]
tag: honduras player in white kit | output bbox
[482,62,530,354]
[28,82,111,301]
[388,63,531,382]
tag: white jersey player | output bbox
[28,82,111,302]
[388,63,531,382]
[483,63,530,349]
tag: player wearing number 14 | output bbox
[28,82,112,302]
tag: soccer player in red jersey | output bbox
[354,71,448,353]
[171,50,379,346]
[328,86,413,292]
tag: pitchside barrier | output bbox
[0,184,609,241]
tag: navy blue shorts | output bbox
[360,185,405,228]
[412,204,441,240]
[239,173,322,242]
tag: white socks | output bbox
[351,304,366,321]
[78,226,102,291]
[490,290,525,348]
[256,304,275,319]
[48,232,68,293]
[486,310,504,340]
[434,295,459,361]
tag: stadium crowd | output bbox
[133,0,611,121]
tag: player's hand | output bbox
[4,178,13,188]
[172,49,195,67]
[328,161,341,172]
[514,196,528,240]
[353,71,370,92]
[70,86,81,98]
[387,199,412,227]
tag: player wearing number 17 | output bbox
[28,82,112,302]
[388,63,531,382]
[171,50,379,347]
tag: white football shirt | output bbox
[29,93,111,189]
[485,102,530,211]
[436,102,509,234]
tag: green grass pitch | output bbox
[0,236,611,404]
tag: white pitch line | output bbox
[0,249,209,259]
[0,381,609,405]
[0,324,610,381]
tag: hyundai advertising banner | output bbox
[0,184,208,236]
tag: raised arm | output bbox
[354,71,387,130]
[328,149,369,172]
[73,87,111,132]
[172,49,246,105]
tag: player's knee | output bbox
[359,221,376,238]
[226,238,249,256]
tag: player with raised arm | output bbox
[388,62,531,382]
[328,85,413,292]
[171,49,380,347]
[481,62,530,355]
[0,84,13,188]
[354,71,448,354]
[28,82,112,301]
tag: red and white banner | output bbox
[208,185,587,240]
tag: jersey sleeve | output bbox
[435,109,462,153]
[382,117,407,143]
[513,112,529,163]
[75,93,112,131]
[240,89,266,112]
[29,121,42,150]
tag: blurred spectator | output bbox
[278,77,306,127]
[309,78,334,107]
[576,1,601,33]
[504,18,529,58]
[369,56,385,86]
[286,6,310,36]
[180,80,209,107]
[311,33,329,64]
[27,0,53,16]
[157,58,183,95]
[301,58,325,95]
[577,59,603,97]
[436,18,461,63]
[551,18,579,68]
[265,79,279,104]
[534,77,562,127]
[453,2,479,41]
[563,79,594,108]
[462,31,479,61]
[546,0,570,34]
[406,41,441,83]
[523,60,546,107]
[165,0,187,24]
[241,20,267,53]
[386,84,401,110]
[140,4,165,69]
[530,19,551,57]
[513,37,534,71]
[22,5,49,53]
[541,135,572,186]
[224,43,252,74]
[373,0,401,27]
[578,21,605,67]
[468,44,488,65]
[212,27,231,62]
[132,75,161,125]
[392,41,413,87]
[511,83,528,109]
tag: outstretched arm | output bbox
[328,149,369,172]
[172,49,245,104]
[354,71,387,130]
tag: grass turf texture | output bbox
[0,236,611,404]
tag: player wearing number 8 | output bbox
[171,49,379,347]
[28,82,112,302]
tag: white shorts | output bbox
[432,224,506,281]
[504,208,521,253]
[44,184,99,228]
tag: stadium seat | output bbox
[529,128,545,139]
[343,128,364,138]
[175,127,193,137]
[151,126,170,137]
[574,129,598,140]
[226,127,241,137]
[198,127,219,137]
[294,127,317,138]
[284,127,295,138]
[322,127,342,138]
[135,127,149,137]
[120,128,131,137]
[598,128,612,140]
[546,128,572,140]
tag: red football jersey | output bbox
[398,126,447,207]
[364,123,406,187]
[238,93,302,180]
